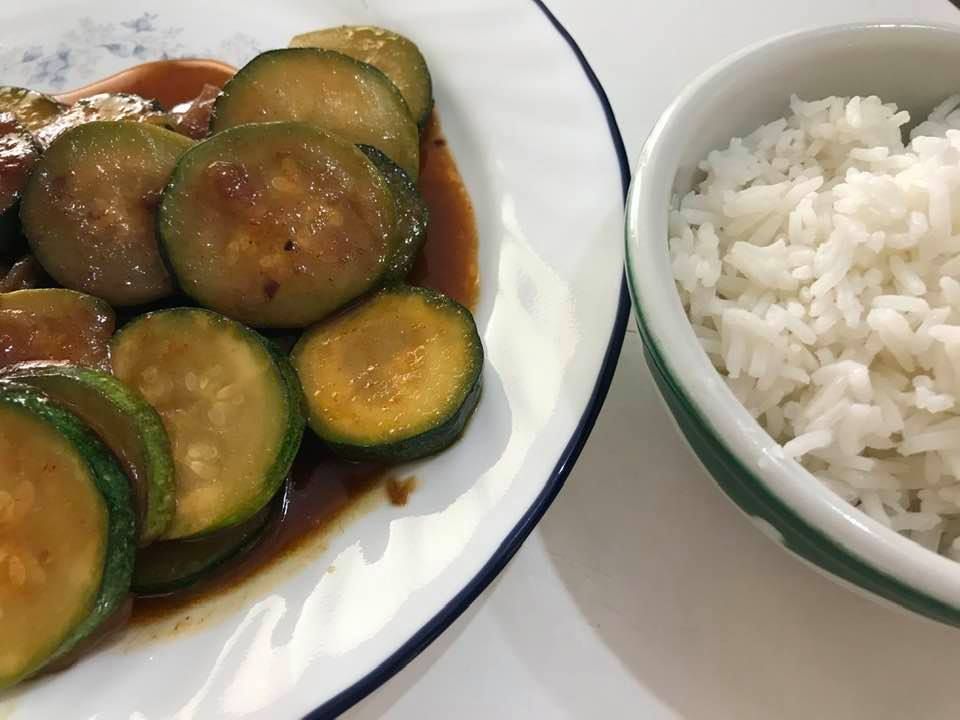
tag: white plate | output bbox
[0,1,628,717]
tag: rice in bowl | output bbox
[671,93,960,558]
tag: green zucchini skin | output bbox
[20,121,193,306]
[327,370,481,463]
[211,48,420,179]
[110,308,305,539]
[0,383,135,687]
[359,144,428,281]
[292,284,483,462]
[257,342,306,524]
[157,122,398,328]
[268,339,310,444]
[0,362,176,545]
[289,25,434,127]
[132,490,278,596]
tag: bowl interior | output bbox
[627,22,960,613]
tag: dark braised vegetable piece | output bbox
[0,383,135,690]
[0,255,49,293]
[0,114,39,257]
[290,25,433,127]
[159,122,397,327]
[292,285,483,461]
[167,83,221,140]
[0,289,115,371]
[35,92,167,148]
[212,48,420,179]
[21,121,192,306]
[0,115,39,217]
[359,144,428,280]
[0,86,66,135]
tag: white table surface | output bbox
[347,1,960,718]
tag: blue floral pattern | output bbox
[0,13,261,89]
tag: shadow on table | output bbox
[535,330,960,720]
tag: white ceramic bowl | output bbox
[626,21,960,625]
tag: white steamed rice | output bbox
[670,93,960,559]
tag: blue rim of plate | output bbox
[305,1,632,717]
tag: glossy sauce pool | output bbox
[49,60,479,624]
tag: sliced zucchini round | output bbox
[359,145,428,281]
[0,86,65,136]
[20,121,192,306]
[132,497,275,596]
[0,289,115,371]
[111,308,305,539]
[158,122,397,328]
[292,285,483,461]
[35,92,166,149]
[1,363,175,545]
[0,383,135,689]
[211,48,420,179]
[289,25,433,127]
[0,114,39,254]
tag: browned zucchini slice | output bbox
[0,289,115,371]
[111,308,305,539]
[212,48,419,178]
[35,92,166,148]
[292,285,483,461]
[290,26,433,127]
[20,121,192,306]
[158,122,396,327]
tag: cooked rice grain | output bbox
[672,94,960,557]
